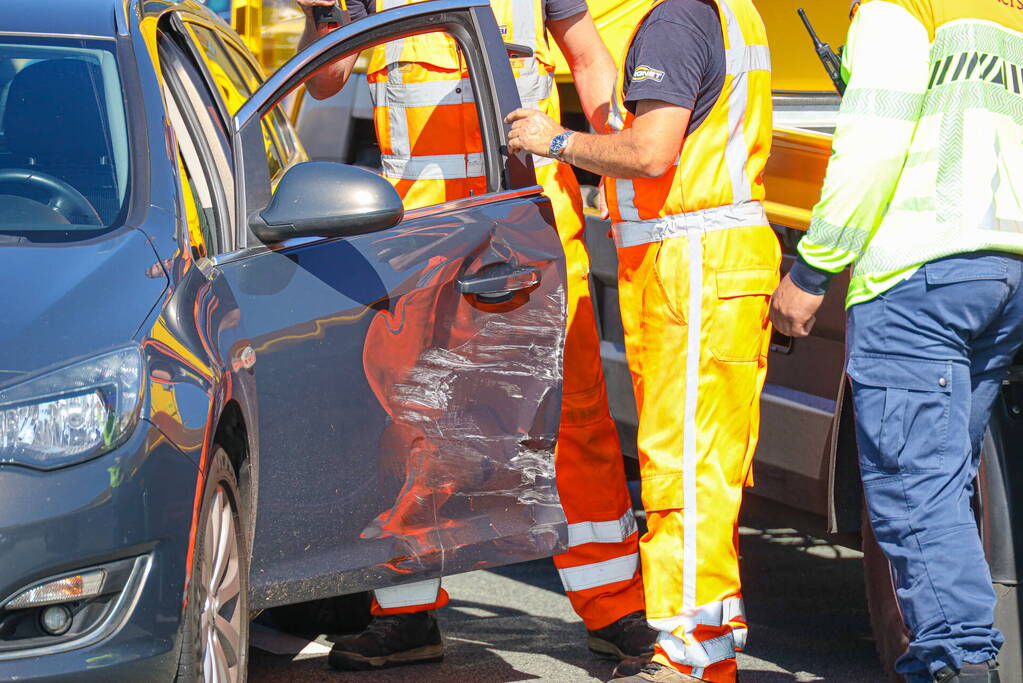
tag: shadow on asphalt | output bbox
[250,515,884,682]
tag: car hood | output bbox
[0,228,168,387]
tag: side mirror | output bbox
[249,162,404,243]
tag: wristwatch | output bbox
[549,131,575,159]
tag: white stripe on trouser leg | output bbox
[374,578,441,609]
[557,552,639,592]
[657,631,736,668]
[567,510,638,547]
[647,597,746,634]
[683,228,702,611]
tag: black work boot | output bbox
[934,660,1000,683]
[327,610,444,671]
[588,611,658,660]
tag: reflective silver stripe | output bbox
[510,0,537,50]
[647,596,747,633]
[608,75,625,131]
[683,225,701,612]
[374,578,441,609]
[516,71,554,110]
[611,200,767,248]
[656,631,736,668]
[615,179,642,223]
[726,44,771,76]
[557,552,639,592]
[567,510,638,547]
[721,1,758,204]
[381,153,484,180]
[370,78,474,108]
[382,0,404,65]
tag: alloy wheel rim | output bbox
[199,486,243,683]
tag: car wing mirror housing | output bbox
[250,162,404,243]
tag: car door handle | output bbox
[458,265,540,298]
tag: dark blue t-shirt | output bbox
[622,0,725,135]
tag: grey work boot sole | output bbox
[327,643,445,671]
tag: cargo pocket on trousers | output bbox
[847,355,953,474]
[708,267,778,363]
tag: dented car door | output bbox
[220,0,569,607]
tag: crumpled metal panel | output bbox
[237,195,569,608]
[359,203,569,582]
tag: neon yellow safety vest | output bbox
[606,0,773,248]
[798,0,1023,306]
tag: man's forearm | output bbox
[570,58,616,133]
[559,129,665,179]
[299,17,357,100]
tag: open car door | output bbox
[220,0,569,608]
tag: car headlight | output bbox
[0,346,144,470]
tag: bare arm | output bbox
[506,100,689,179]
[547,11,616,132]
[296,0,359,100]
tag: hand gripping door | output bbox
[224,0,570,608]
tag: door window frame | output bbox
[231,0,539,251]
[157,30,237,255]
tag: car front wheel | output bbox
[176,447,249,683]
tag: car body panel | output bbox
[0,229,167,384]
[222,0,568,607]
[0,0,568,674]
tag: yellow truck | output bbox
[215,1,1023,678]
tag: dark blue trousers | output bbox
[848,252,1023,681]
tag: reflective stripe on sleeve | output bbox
[557,552,639,592]
[374,578,441,609]
[381,152,485,180]
[567,510,638,547]
[611,200,767,248]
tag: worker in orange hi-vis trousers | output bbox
[508,0,777,680]
[294,0,653,673]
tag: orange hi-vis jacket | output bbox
[606,0,772,247]
[367,0,561,208]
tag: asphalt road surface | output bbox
[249,516,885,682]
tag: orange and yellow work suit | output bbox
[605,0,778,680]
[365,0,644,631]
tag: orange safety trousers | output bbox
[616,224,779,682]
[372,161,644,630]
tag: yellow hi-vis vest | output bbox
[368,0,560,207]
[606,0,772,248]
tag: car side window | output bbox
[367,34,495,210]
[185,21,290,181]
[157,31,235,253]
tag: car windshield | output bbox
[0,37,129,242]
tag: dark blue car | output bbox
[0,1,568,679]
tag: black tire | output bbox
[862,509,909,683]
[264,592,373,637]
[176,447,250,682]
